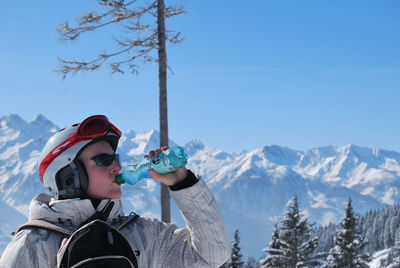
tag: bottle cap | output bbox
[115,174,125,185]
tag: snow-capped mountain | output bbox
[0,114,399,259]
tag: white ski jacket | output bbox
[0,179,229,268]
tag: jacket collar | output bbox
[28,194,124,228]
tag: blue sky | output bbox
[1,0,399,153]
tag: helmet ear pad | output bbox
[55,160,89,200]
[74,159,89,193]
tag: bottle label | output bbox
[151,154,162,165]
[152,154,174,174]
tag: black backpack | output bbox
[16,214,139,268]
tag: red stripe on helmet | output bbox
[39,136,78,181]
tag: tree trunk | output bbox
[157,0,170,223]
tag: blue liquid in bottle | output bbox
[115,146,188,185]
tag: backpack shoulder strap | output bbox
[114,212,140,231]
[15,220,74,237]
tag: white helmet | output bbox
[38,115,121,200]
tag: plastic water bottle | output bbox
[115,146,188,185]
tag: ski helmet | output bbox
[38,115,122,200]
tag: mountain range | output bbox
[1,113,399,259]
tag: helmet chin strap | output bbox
[79,200,115,228]
[90,198,103,209]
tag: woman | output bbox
[0,115,229,268]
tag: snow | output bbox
[308,191,330,209]
[369,248,391,268]
[127,130,159,155]
[322,212,337,226]
[362,186,375,195]
[382,187,397,205]
[1,114,400,259]
[382,158,400,176]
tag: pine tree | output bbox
[260,224,284,267]
[261,196,320,268]
[281,196,320,267]
[244,257,260,268]
[387,241,400,268]
[312,203,400,260]
[325,198,370,268]
[229,229,244,268]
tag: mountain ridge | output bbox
[0,113,399,258]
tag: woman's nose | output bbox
[110,159,121,174]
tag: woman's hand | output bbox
[145,147,187,186]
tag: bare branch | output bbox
[111,63,124,73]
[164,5,185,18]
[126,22,151,31]
[57,0,183,78]
[78,12,103,24]
[128,64,139,75]
[57,38,157,78]
[166,64,175,77]
[167,31,184,45]
[58,1,157,41]
[57,57,105,79]
[76,8,115,27]
[114,36,131,47]
[98,0,142,9]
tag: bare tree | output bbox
[57,0,184,223]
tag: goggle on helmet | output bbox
[38,115,122,200]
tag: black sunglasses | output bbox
[91,153,120,167]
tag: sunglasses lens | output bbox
[92,154,119,167]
